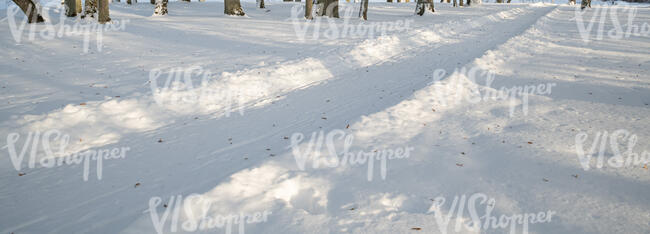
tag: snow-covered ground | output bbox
[1,1,649,233]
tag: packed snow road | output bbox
[0,1,649,234]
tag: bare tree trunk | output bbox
[459,0,463,6]
[65,0,77,16]
[415,0,425,15]
[428,0,434,12]
[154,0,168,15]
[322,0,338,17]
[11,0,45,23]
[452,0,456,6]
[84,0,97,17]
[150,0,155,4]
[316,0,323,16]
[257,0,265,8]
[359,0,368,20]
[98,0,110,23]
[466,0,470,6]
[181,0,189,2]
[305,0,313,19]
[387,0,392,2]
[580,0,590,9]
[224,0,245,15]
[76,0,82,13]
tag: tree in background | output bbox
[257,0,265,8]
[11,0,44,23]
[65,0,77,17]
[415,0,426,15]
[415,0,434,15]
[83,0,97,18]
[305,0,314,19]
[154,0,168,15]
[359,0,368,20]
[98,0,111,23]
[319,0,338,17]
[225,0,245,15]
[581,0,591,9]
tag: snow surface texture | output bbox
[0,1,649,234]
